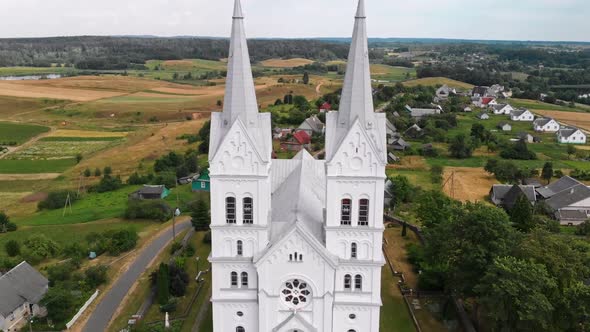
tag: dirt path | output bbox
[315,82,324,95]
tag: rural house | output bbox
[490,184,537,209]
[463,107,472,112]
[0,262,49,332]
[472,86,490,97]
[280,130,311,151]
[545,184,590,225]
[492,104,514,115]
[387,152,400,164]
[385,119,397,138]
[537,176,583,199]
[557,127,587,144]
[497,122,512,131]
[435,84,456,101]
[129,185,170,200]
[477,112,490,120]
[191,169,210,192]
[517,132,535,143]
[298,115,325,135]
[510,109,534,122]
[407,106,441,119]
[318,102,332,113]
[390,137,411,151]
[533,118,560,132]
[404,124,423,139]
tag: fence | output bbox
[66,290,99,329]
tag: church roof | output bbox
[270,150,326,243]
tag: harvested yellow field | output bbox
[443,167,496,202]
[27,75,184,93]
[535,110,590,132]
[403,77,474,90]
[0,81,126,101]
[47,130,128,138]
[260,58,315,68]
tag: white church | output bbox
[208,0,387,331]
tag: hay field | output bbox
[260,58,315,68]
[0,80,125,101]
[46,129,128,138]
[403,77,474,90]
[534,110,590,132]
[442,167,496,202]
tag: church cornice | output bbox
[211,224,268,231]
[338,259,385,267]
[324,226,385,233]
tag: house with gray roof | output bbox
[536,176,583,199]
[497,122,512,132]
[408,107,441,119]
[533,117,560,132]
[557,127,587,144]
[545,184,590,225]
[298,115,325,135]
[490,184,536,209]
[0,262,49,332]
[477,112,490,120]
[492,104,514,115]
[510,109,534,122]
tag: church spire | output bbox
[222,0,259,127]
[338,0,374,128]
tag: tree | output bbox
[190,199,210,229]
[103,166,112,176]
[0,211,16,233]
[448,134,473,159]
[575,220,590,236]
[401,222,407,237]
[389,175,414,206]
[511,194,534,233]
[567,145,577,159]
[302,72,310,85]
[41,286,76,324]
[470,123,486,142]
[216,99,222,107]
[85,265,108,288]
[157,263,170,305]
[24,234,59,259]
[94,167,102,177]
[476,256,557,332]
[415,190,461,229]
[75,153,83,164]
[541,162,553,184]
[83,168,91,177]
[5,240,20,257]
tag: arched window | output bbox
[341,199,352,225]
[226,197,236,224]
[241,272,248,287]
[243,197,253,224]
[230,272,238,287]
[354,275,362,291]
[351,243,358,259]
[237,240,243,256]
[344,274,352,290]
[358,199,369,226]
[236,327,245,332]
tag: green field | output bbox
[510,98,589,113]
[0,66,78,76]
[371,65,417,82]
[0,158,76,173]
[39,136,124,142]
[8,140,118,160]
[0,121,50,145]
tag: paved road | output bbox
[83,219,191,332]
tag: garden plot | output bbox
[7,140,118,160]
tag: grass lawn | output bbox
[510,98,589,113]
[13,185,142,226]
[0,158,76,173]
[39,136,125,142]
[0,121,50,145]
[403,77,474,90]
[380,264,416,332]
[371,65,416,82]
[0,218,155,259]
[387,169,439,191]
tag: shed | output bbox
[497,122,512,131]
[129,185,170,200]
[191,169,211,192]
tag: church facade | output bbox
[208,0,387,331]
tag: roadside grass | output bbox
[0,121,50,144]
[39,136,125,142]
[0,158,76,173]
[380,264,417,332]
[0,218,156,259]
[510,98,588,113]
[403,77,474,90]
[13,185,141,226]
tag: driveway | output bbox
[83,219,191,332]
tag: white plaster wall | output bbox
[212,302,258,332]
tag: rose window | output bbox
[281,279,311,308]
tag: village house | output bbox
[280,130,311,151]
[492,104,514,115]
[517,132,535,143]
[386,119,397,138]
[537,176,583,199]
[533,117,560,132]
[129,185,170,200]
[557,127,587,144]
[477,112,490,120]
[298,115,325,136]
[387,152,400,164]
[472,96,497,108]
[404,124,423,139]
[510,109,534,122]
[405,105,442,119]
[435,84,456,101]
[318,102,332,113]
[472,86,490,98]
[463,106,472,112]
[191,169,210,192]
[497,122,512,132]
[390,137,411,151]
[0,262,49,332]
[490,184,537,209]
[545,184,590,225]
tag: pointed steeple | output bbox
[338,0,374,128]
[222,0,259,127]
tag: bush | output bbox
[91,175,123,193]
[0,211,16,233]
[4,240,20,257]
[169,242,182,255]
[85,265,108,288]
[24,234,59,259]
[575,220,590,236]
[183,244,195,257]
[159,299,177,313]
[203,231,212,244]
[125,199,171,222]
[108,229,139,256]
[500,139,537,160]
[38,190,78,210]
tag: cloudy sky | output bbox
[2,0,589,42]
